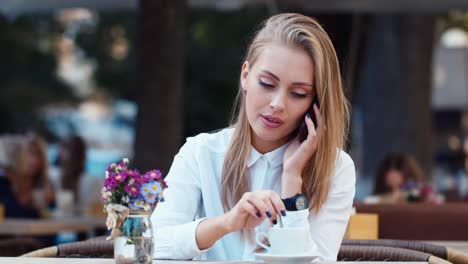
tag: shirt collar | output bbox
[247,142,289,169]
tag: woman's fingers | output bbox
[246,191,285,224]
[241,200,261,219]
[247,194,275,220]
[302,104,323,154]
[304,113,317,139]
[264,190,286,217]
[313,103,323,137]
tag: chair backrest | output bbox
[57,239,113,258]
[22,237,112,258]
[338,245,451,264]
[343,239,448,259]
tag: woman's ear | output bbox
[240,61,249,92]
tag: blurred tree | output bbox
[0,14,73,133]
[133,0,186,172]
[185,8,269,136]
[76,8,269,139]
[76,11,137,100]
[72,7,271,173]
[358,15,436,178]
[443,11,468,31]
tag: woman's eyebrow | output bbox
[292,82,314,88]
[261,70,280,81]
[261,69,313,87]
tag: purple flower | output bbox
[102,158,167,211]
[115,161,127,170]
[144,170,162,181]
[106,163,116,173]
[113,171,128,183]
[130,170,145,185]
[104,177,118,190]
[106,160,128,173]
[124,185,140,197]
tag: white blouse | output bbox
[151,128,355,261]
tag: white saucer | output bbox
[254,252,319,264]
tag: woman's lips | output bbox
[261,115,283,128]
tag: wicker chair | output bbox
[339,245,451,264]
[343,239,468,264]
[22,236,112,258]
[21,237,467,264]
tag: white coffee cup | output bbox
[255,226,309,255]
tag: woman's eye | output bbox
[258,80,274,88]
[291,91,307,98]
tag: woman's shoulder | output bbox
[335,149,354,169]
[182,127,234,154]
[332,149,356,186]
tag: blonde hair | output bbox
[26,133,50,189]
[0,135,30,193]
[221,13,350,213]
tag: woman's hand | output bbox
[282,104,322,195]
[222,190,286,232]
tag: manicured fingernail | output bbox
[256,211,262,218]
[266,211,272,218]
[273,219,277,225]
[281,210,286,216]
[306,113,311,119]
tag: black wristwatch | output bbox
[282,193,308,211]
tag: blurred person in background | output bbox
[0,135,39,218]
[60,135,86,204]
[432,150,468,202]
[372,153,441,203]
[51,135,102,216]
[25,133,56,214]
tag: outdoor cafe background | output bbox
[0,0,467,249]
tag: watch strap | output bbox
[282,193,307,211]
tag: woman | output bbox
[25,133,56,211]
[373,153,425,203]
[0,135,40,218]
[151,13,355,261]
[59,135,87,203]
[52,135,102,215]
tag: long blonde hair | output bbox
[26,133,50,189]
[221,13,350,213]
[0,135,30,193]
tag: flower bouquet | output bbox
[101,158,166,264]
[401,180,444,204]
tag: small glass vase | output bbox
[114,210,154,264]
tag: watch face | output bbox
[295,196,307,210]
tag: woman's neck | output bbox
[251,136,289,154]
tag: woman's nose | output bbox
[269,91,286,112]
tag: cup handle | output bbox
[255,231,270,252]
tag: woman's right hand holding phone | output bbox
[282,103,322,197]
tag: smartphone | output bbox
[297,96,320,142]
